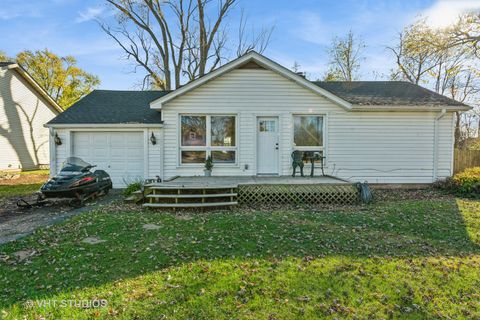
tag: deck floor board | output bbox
[146,175,348,188]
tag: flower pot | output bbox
[204,169,212,177]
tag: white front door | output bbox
[257,117,279,175]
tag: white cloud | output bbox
[76,6,105,23]
[0,10,19,20]
[423,0,480,28]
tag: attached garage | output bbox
[72,131,145,187]
[45,90,167,188]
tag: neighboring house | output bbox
[46,52,470,187]
[0,62,63,171]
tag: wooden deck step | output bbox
[143,201,238,208]
[146,193,237,199]
[146,185,237,190]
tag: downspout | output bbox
[433,108,447,181]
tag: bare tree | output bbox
[101,0,273,90]
[388,20,442,84]
[389,18,480,147]
[236,9,273,57]
[291,61,301,73]
[447,13,480,57]
[325,30,365,81]
[441,64,480,147]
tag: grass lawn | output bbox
[0,169,48,192]
[0,183,42,199]
[0,195,480,319]
[18,169,50,176]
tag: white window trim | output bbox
[179,114,239,167]
[292,114,326,167]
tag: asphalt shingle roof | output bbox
[313,81,466,106]
[47,90,169,125]
[48,81,467,125]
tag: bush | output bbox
[453,167,480,196]
[435,167,480,197]
[433,176,457,191]
[123,181,143,197]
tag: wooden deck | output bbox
[141,175,357,209]
[146,175,349,188]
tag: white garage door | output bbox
[72,131,144,187]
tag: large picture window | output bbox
[180,115,237,164]
[294,116,323,147]
[293,115,324,164]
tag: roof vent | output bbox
[296,71,306,78]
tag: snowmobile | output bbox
[18,157,112,208]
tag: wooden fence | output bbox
[454,149,480,173]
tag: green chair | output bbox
[291,150,304,177]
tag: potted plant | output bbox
[204,156,213,176]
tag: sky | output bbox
[1,0,480,89]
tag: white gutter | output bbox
[433,108,447,181]
[44,123,164,129]
[352,105,471,112]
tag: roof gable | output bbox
[149,51,353,110]
[1,63,63,113]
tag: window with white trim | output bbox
[293,115,324,164]
[180,115,237,164]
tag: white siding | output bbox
[147,128,163,180]
[162,68,455,183]
[328,112,454,183]
[0,68,58,170]
[53,129,69,172]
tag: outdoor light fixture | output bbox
[54,132,62,146]
[150,132,157,145]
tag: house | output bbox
[0,62,63,170]
[46,52,470,187]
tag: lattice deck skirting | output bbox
[237,184,360,205]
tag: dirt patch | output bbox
[13,249,37,261]
[372,188,454,202]
[0,174,48,185]
[143,224,161,230]
[0,190,121,245]
[175,214,193,220]
[0,193,71,218]
[82,237,106,245]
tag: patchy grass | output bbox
[18,169,49,176]
[0,184,42,199]
[0,169,49,187]
[0,197,480,319]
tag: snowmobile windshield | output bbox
[60,157,92,173]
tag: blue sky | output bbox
[1,0,479,89]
